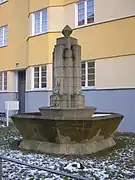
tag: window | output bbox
[0,0,7,4]
[81,61,95,87]
[0,71,7,91]
[0,25,8,47]
[31,9,47,36]
[34,65,47,89]
[77,0,94,26]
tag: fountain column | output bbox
[50,25,85,108]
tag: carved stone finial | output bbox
[62,25,73,38]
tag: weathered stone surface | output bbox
[50,26,89,109]
[50,94,85,108]
[39,107,95,119]
[57,37,77,46]
[62,25,73,38]
[19,136,116,155]
[12,112,123,144]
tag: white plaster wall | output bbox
[95,0,135,23]
[48,3,76,31]
[96,55,135,89]
[64,3,75,29]
[26,67,33,91]
[48,6,64,32]
[47,63,52,89]
[7,71,18,92]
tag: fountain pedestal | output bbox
[40,25,96,123]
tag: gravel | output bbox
[0,124,135,180]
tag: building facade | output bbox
[0,0,135,132]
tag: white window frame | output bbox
[81,61,95,89]
[31,9,47,36]
[75,0,94,27]
[0,0,7,4]
[32,65,47,90]
[0,25,8,47]
[0,71,7,91]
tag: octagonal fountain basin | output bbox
[11,112,123,155]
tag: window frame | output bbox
[0,71,7,91]
[31,9,47,36]
[32,65,47,90]
[0,25,8,47]
[81,61,95,89]
[75,0,94,27]
[0,0,7,4]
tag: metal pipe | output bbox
[0,155,87,180]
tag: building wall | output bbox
[73,17,135,61]
[95,0,135,23]
[48,7,65,32]
[0,0,135,71]
[26,54,135,91]
[0,0,29,71]
[25,91,51,112]
[83,89,135,133]
[96,55,135,89]
[27,16,135,67]
[28,0,135,24]
[0,92,17,116]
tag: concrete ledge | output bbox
[19,137,116,155]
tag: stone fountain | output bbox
[11,25,123,155]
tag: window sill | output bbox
[0,1,8,5]
[82,86,95,90]
[27,87,96,92]
[30,88,52,92]
[75,21,95,30]
[0,45,8,49]
[28,32,47,40]
[0,90,8,93]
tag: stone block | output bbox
[39,107,96,120]
[53,45,65,67]
[73,77,82,87]
[64,49,73,59]
[71,95,85,108]
[72,45,81,61]
[53,67,64,78]
[19,137,116,155]
[57,37,78,46]
[64,67,73,78]
[73,67,81,78]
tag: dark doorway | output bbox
[18,70,26,113]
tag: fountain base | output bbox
[19,136,115,155]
